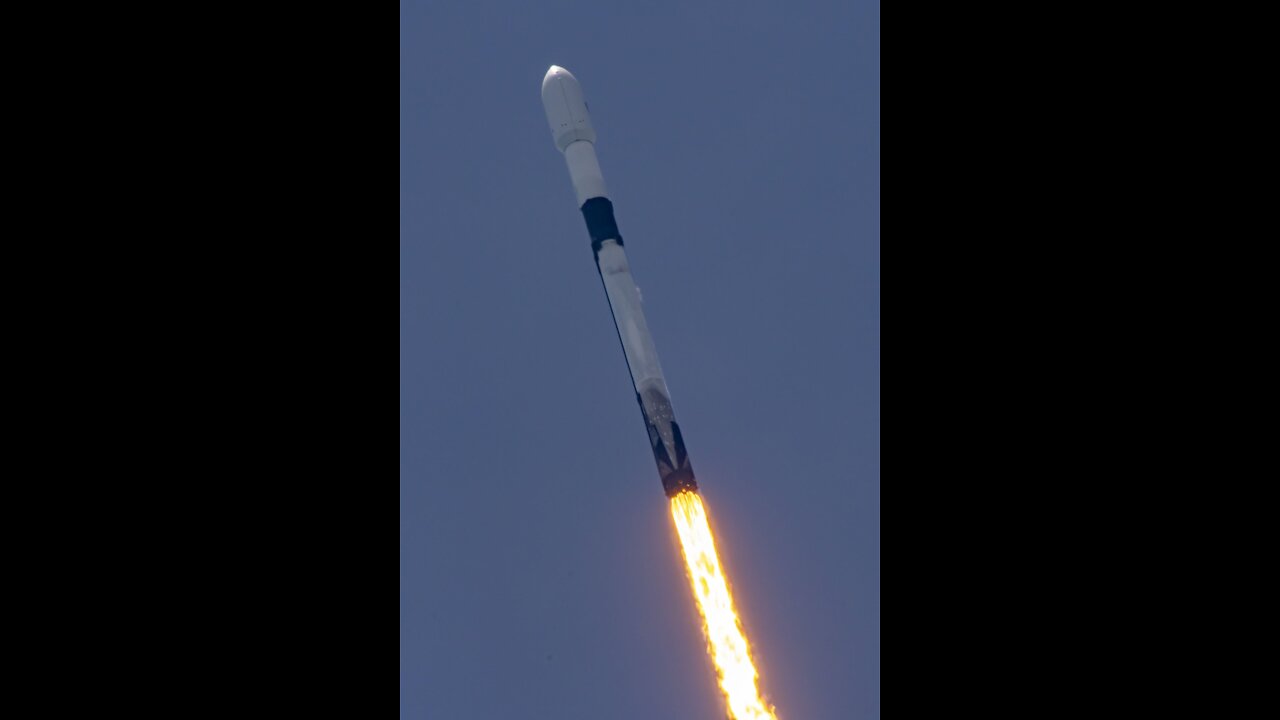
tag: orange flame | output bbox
[670,491,778,719]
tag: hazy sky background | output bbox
[401,2,879,717]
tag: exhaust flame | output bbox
[670,491,778,720]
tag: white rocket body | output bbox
[541,65,697,498]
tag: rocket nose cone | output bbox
[542,65,576,94]
[542,65,596,151]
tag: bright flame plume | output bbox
[670,491,778,720]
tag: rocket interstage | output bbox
[541,65,697,499]
[542,66,779,720]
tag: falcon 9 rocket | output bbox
[541,65,698,498]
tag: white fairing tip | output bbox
[542,65,596,152]
[542,65,568,93]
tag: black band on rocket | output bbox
[581,197,623,254]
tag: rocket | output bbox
[541,65,698,498]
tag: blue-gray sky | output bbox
[400,2,879,717]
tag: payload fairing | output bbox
[541,65,698,498]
